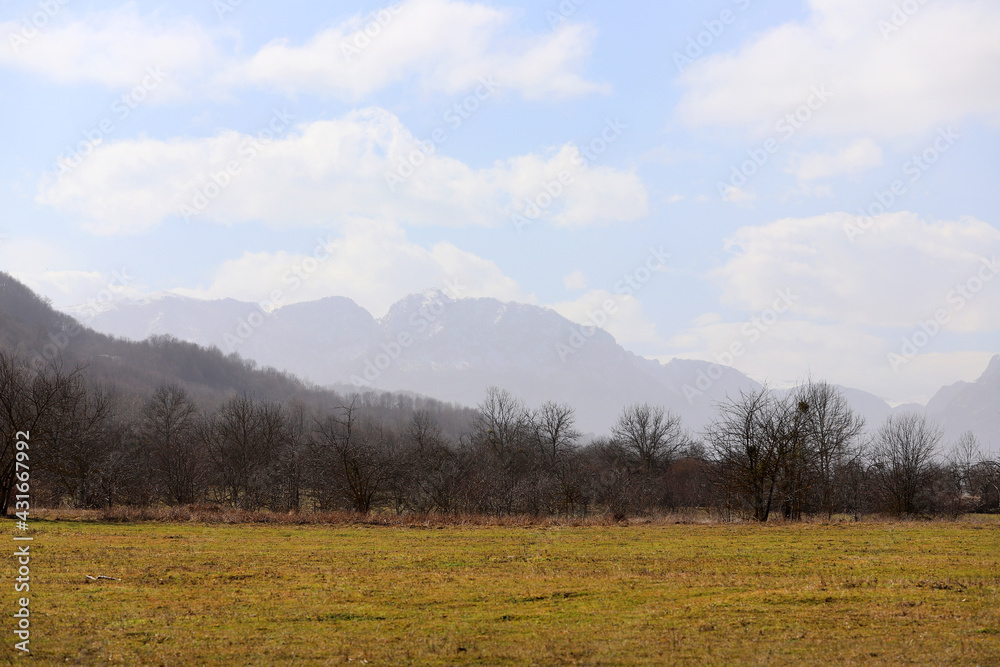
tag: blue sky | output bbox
[1,0,999,404]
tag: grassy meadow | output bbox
[2,514,999,665]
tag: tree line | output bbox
[1,351,997,520]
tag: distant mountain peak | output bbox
[277,295,369,316]
[980,354,1000,381]
[65,291,236,319]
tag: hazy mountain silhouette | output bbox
[69,288,998,444]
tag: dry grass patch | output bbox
[2,517,998,664]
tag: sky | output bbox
[1,0,999,405]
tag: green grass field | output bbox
[3,516,999,665]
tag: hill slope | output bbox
[926,355,1000,448]
[0,273,335,409]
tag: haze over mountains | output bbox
[70,291,1000,446]
[0,273,331,408]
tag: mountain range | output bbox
[69,291,1000,446]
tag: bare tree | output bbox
[972,456,1000,513]
[93,400,152,510]
[793,381,865,518]
[472,387,534,459]
[271,399,308,512]
[0,353,73,515]
[944,431,980,514]
[948,432,999,513]
[869,413,941,516]
[612,403,686,471]
[142,384,204,505]
[33,375,118,508]
[707,388,788,522]
[468,388,537,515]
[398,410,462,513]
[533,402,583,515]
[773,397,812,520]
[535,402,581,468]
[310,400,398,514]
[205,394,287,510]
[583,437,636,520]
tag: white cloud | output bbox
[677,0,1000,138]
[228,0,608,100]
[670,318,883,388]
[0,237,144,311]
[0,5,222,100]
[550,289,660,346]
[713,212,1000,331]
[37,107,648,234]
[563,270,587,291]
[788,137,883,182]
[23,269,146,317]
[665,210,1000,403]
[0,0,606,102]
[721,185,756,206]
[669,316,992,404]
[171,220,530,317]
